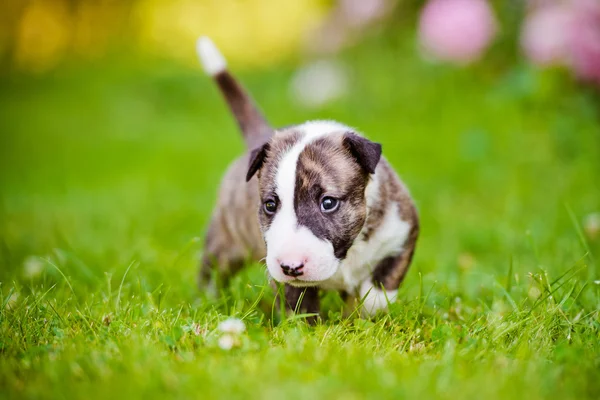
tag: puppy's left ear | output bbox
[343,132,382,174]
[246,142,270,182]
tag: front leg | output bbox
[282,285,320,323]
[359,224,419,316]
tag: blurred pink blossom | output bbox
[521,3,572,66]
[569,0,600,83]
[418,0,498,65]
[522,0,600,84]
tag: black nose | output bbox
[281,263,304,277]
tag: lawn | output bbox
[1,37,599,399]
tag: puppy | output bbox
[196,37,419,317]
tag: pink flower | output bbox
[521,3,572,66]
[522,0,600,84]
[418,0,498,65]
[569,0,600,83]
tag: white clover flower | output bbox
[218,318,246,335]
[218,334,235,351]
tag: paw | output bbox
[358,281,397,317]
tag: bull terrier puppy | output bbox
[196,37,419,317]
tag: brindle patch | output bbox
[294,134,371,259]
[255,129,302,230]
[369,161,420,290]
[362,176,388,242]
[200,153,267,288]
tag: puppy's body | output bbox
[197,38,418,316]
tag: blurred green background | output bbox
[1,0,599,398]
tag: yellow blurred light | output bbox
[15,0,70,72]
[71,1,111,59]
[136,0,328,68]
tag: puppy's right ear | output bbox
[246,142,270,182]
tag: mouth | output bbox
[266,259,339,286]
[270,272,322,287]
[285,279,320,288]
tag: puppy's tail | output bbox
[196,36,273,149]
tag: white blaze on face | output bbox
[264,121,350,285]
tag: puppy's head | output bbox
[246,121,382,286]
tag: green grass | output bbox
[1,38,599,399]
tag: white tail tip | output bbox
[196,36,227,76]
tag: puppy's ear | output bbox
[246,142,270,182]
[342,132,382,174]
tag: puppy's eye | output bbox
[320,197,339,213]
[264,199,277,215]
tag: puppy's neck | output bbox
[364,166,382,223]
